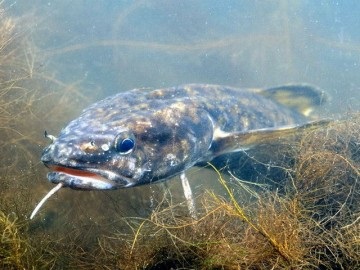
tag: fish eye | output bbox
[114,133,135,154]
[116,138,135,154]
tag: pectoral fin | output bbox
[211,119,330,156]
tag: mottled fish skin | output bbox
[41,84,323,190]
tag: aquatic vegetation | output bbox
[88,116,360,269]
[109,192,306,269]
[291,116,360,268]
[0,3,360,269]
[0,212,28,269]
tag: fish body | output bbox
[41,84,326,190]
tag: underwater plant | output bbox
[0,3,360,269]
[88,116,360,270]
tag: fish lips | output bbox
[44,164,134,190]
[41,145,134,189]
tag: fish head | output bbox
[41,120,140,190]
[41,96,213,190]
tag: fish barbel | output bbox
[30,83,327,219]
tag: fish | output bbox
[30,83,327,219]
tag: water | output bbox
[2,1,360,268]
[4,0,358,231]
[8,1,360,113]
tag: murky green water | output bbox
[1,1,360,268]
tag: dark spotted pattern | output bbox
[41,84,320,189]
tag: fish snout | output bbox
[41,144,54,165]
[41,142,70,166]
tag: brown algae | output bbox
[0,6,360,269]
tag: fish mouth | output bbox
[30,164,133,220]
[46,165,133,190]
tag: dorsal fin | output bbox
[252,84,327,117]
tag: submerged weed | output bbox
[0,4,359,269]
